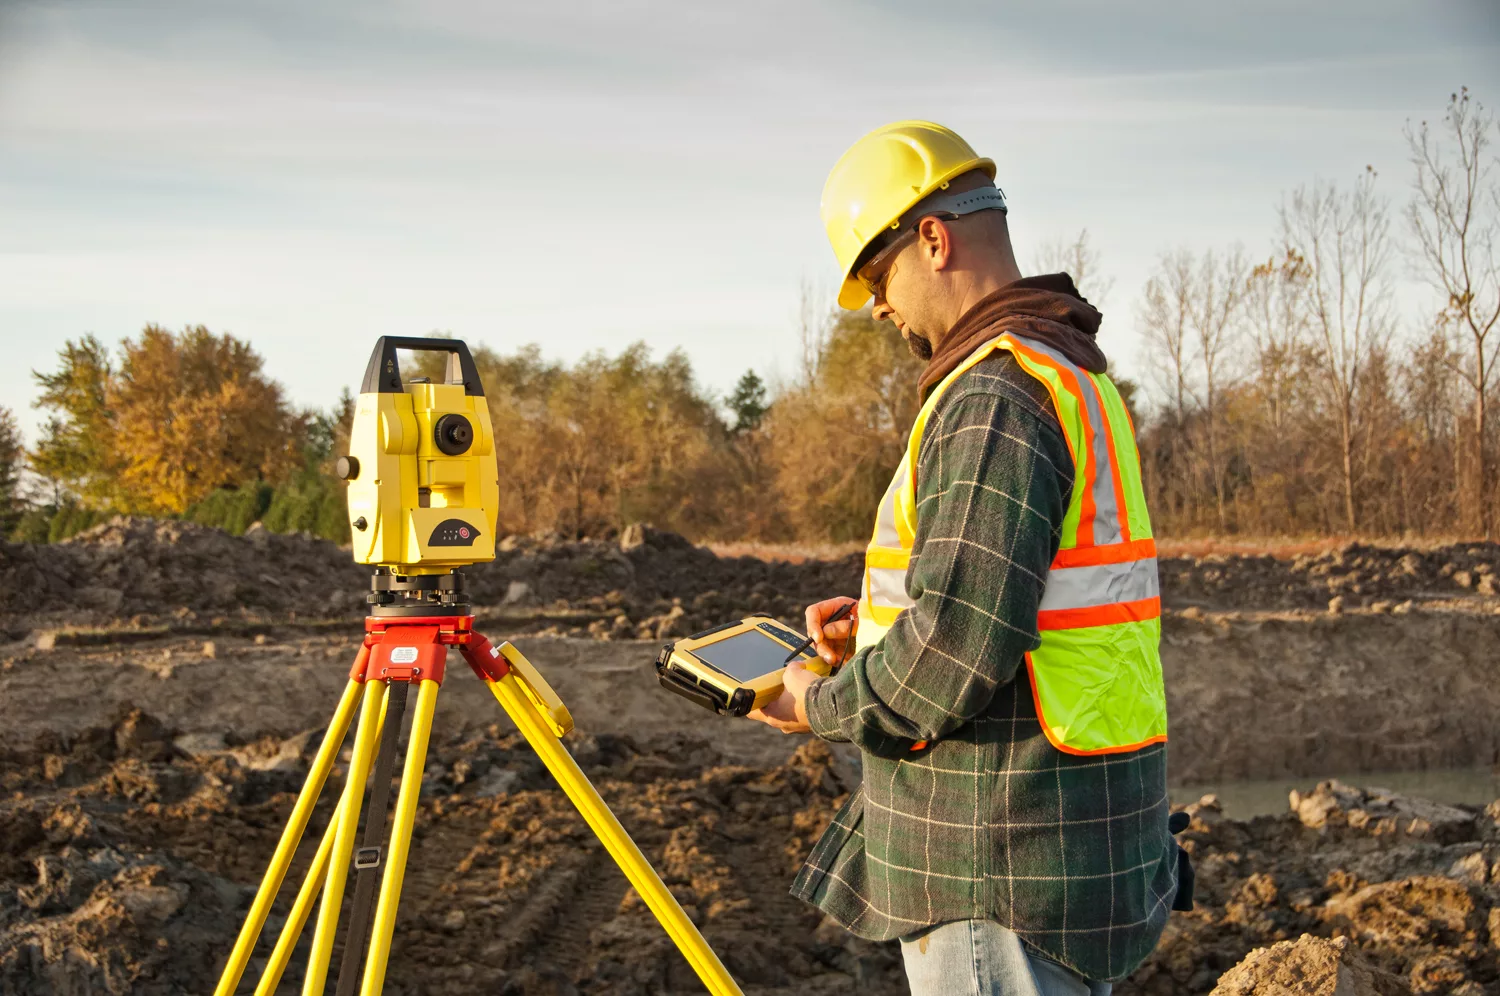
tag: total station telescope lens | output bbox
[434,414,474,455]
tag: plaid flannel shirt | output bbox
[793,350,1177,984]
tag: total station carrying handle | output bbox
[360,336,485,397]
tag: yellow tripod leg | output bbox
[303,679,388,996]
[254,687,392,996]
[359,678,439,996]
[487,670,744,996]
[214,677,363,996]
[254,791,342,996]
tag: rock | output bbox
[1454,570,1474,588]
[1324,876,1483,951]
[172,732,227,757]
[1291,781,1359,829]
[1209,933,1409,995]
[117,882,188,922]
[113,708,176,762]
[201,641,216,659]
[1447,850,1490,885]
[618,523,650,552]
[1327,596,1344,615]
[471,768,520,798]
[1391,600,1414,615]
[1484,800,1500,837]
[503,581,531,605]
[231,730,315,773]
[1289,781,1475,842]
[1370,600,1392,614]
[34,631,57,650]
[652,605,689,640]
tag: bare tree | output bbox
[1243,249,1312,434]
[1137,247,1247,528]
[797,279,832,388]
[1032,229,1116,307]
[1190,247,1249,529]
[1280,168,1396,532]
[1138,250,1194,420]
[1406,88,1500,537]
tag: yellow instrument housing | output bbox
[344,338,500,574]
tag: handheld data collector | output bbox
[656,616,833,717]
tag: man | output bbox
[747,121,1179,995]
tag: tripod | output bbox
[212,571,742,996]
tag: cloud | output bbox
[1,0,1497,443]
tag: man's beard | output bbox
[904,331,934,361]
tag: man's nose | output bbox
[871,300,893,322]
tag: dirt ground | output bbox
[2,521,1500,994]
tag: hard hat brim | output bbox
[834,156,996,311]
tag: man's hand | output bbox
[804,596,859,666]
[746,661,818,734]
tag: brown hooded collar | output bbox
[918,273,1107,398]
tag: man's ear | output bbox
[915,215,953,272]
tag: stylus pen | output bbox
[782,601,855,663]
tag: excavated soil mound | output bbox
[1208,934,1411,996]
[0,707,895,996]
[1124,783,1500,996]
[7,519,1500,639]
[2,709,1497,995]
[0,519,861,639]
[1162,542,1500,613]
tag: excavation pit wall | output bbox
[4,614,1500,790]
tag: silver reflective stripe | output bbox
[873,465,905,547]
[1008,335,1123,545]
[1039,557,1159,612]
[868,565,913,608]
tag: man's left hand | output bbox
[746,661,818,734]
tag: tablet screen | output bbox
[692,629,800,682]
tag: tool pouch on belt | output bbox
[1167,810,1195,912]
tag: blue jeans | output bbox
[900,919,1112,996]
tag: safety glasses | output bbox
[857,227,918,300]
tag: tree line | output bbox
[1,308,919,546]
[3,89,1494,545]
[1136,89,1499,538]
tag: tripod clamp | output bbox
[356,614,572,736]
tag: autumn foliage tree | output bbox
[409,340,742,539]
[32,325,304,515]
[758,303,923,542]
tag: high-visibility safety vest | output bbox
[854,333,1167,756]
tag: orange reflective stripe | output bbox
[1051,538,1157,569]
[1008,338,1099,548]
[1084,372,1132,544]
[1003,342,1078,473]
[1036,596,1160,631]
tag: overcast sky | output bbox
[3,0,1499,444]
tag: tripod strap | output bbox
[334,680,411,996]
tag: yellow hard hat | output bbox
[821,120,997,310]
